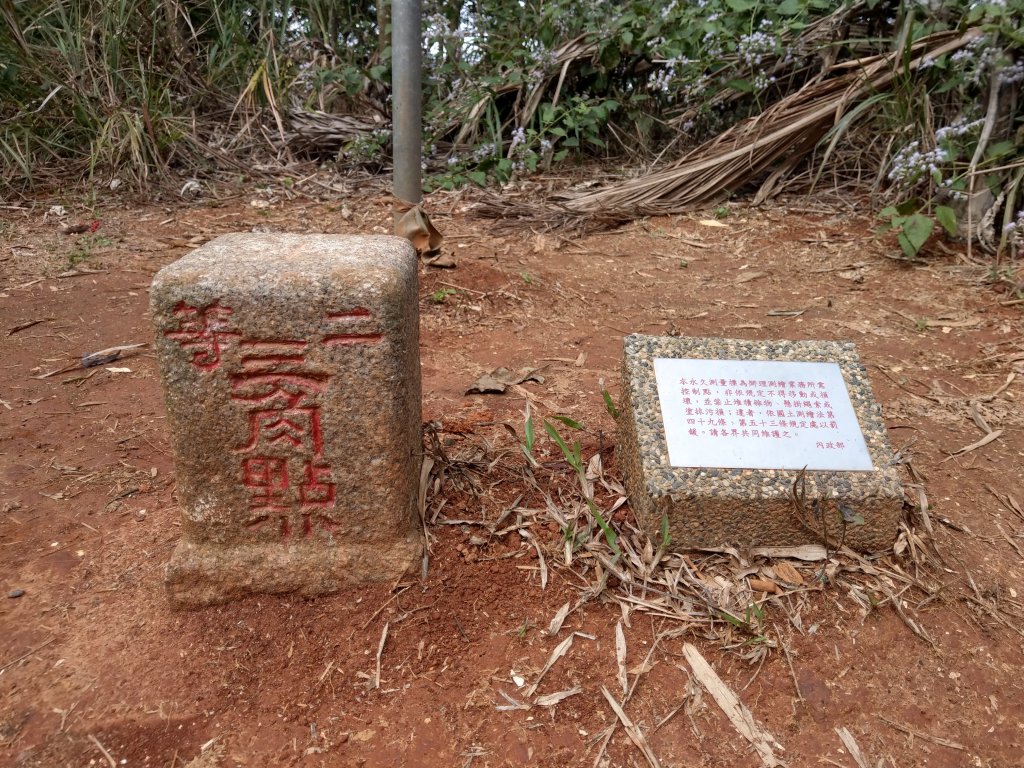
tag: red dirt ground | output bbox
[2,183,1023,768]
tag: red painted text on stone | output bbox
[163,300,239,370]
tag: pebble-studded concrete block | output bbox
[618,335,902,552]
[151,234,422,606]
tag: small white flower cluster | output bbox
[471,142,498,162]
[686,73,711,101]
[424,12,467,65]
[502,125,557,175]
[649,67,674,94]
[999,59,1024,85]
[934,117,984,143]
[939,177,968,202]
[737,24,778,68]
[527,45,559,78]
[887,140,950,186]
[702,29,724,60]
[346,128,391,163]
[1003,209,1024,235]
[753,71,777,91]
[425,13,467,41]
[647,57,693,99]
[733,20,778,94]
[950,35,999,87]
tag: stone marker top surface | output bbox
[152,233,415,323]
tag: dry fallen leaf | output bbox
[735,271,769,284]
[535,687,582,707]
[683,643,783,767]
[466,367,545,395]
[945,429,1003,460]
[615,620,628,696]
[548,601,571,636]
[773,562,804,586]
[749,577,780,594]
[394,198,443,255]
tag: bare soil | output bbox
[2,183,1023,768]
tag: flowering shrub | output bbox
[408,0,1021,253]
[875,1,1023,257]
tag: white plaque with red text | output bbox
[653,358,873,471]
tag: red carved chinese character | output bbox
[232,370,327,409]
[242,456,291,532]
[238,407,325,454]
[299,460,335,507]
[163,300,239,370]
[323,308,383,346]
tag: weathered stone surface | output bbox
[618,335,902,552]
[151,234,422,606]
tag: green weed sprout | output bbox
[599,378,619,419]
[521,402,539,468]
[544,418,619,556]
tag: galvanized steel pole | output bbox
[392,0,422,207]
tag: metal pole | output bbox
[392,0,422,207]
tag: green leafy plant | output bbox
[877,201,954,259]
[431,286,458,304]
[718,602,773,646]
[4,0,1021,257]
[549,414,584,430]
[66,232,110,268]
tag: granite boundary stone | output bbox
[151,234,422,606]
[618,335,903,552]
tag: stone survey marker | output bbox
[618,336,902,551]
[152,234,422,606]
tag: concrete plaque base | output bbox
[618,335,902,552]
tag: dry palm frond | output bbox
[453,34,601,147]
[517,35,602,128]
[282,110,385,156]
[471,29,981,231]
[557,30,979,219]
[666,2,866,132]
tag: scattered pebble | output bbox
[9,589,25,599]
